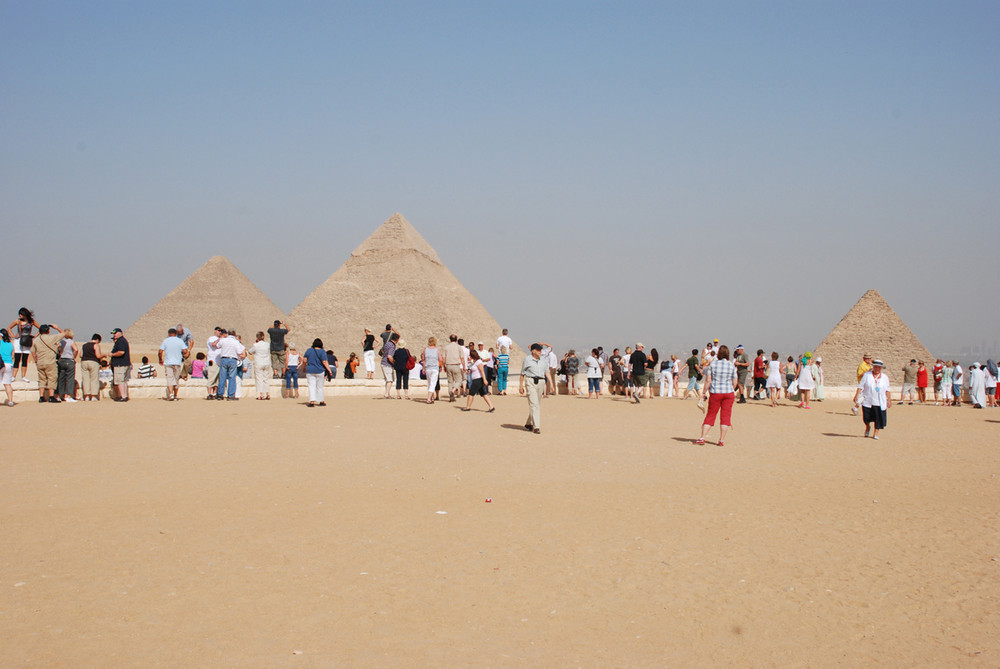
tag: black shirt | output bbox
[630,351,647,375]
[267,327,288,353]
[111,337,130,367]
[363,334,375,352]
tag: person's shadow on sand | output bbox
[500,423,531,431]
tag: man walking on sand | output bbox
[159,327,190,401]
[520,343,554,434]
[733,344,751,403]
[629,343,647,404]
[443,334,465,402]
[753,349,767,400]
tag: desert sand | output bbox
[2,394,998,667]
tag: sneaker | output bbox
[872,435,879,440]
[6,401,14,407]
[851,405,858,415]
[64,398,78,403]
[48,397,61,403]
[39,397,46,403]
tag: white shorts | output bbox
[1,366,12,385]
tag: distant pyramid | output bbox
[814,289,933,386]
[290,213,519,360]
[125,256,288,351]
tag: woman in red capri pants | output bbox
[695,344,738,447]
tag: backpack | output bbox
[987,359,999,379]
[406,353,416,370]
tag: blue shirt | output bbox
[0,340,13,366]
[304,347,327,374]
[159,336,187,366]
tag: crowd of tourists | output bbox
[4,306,998,443]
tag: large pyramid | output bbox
[290,213,520,360]
[814,289,934,386]
[125,256,288,352]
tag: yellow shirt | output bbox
[856,360,872,383]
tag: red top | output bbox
[917,368,928,387]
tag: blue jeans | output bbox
[588,377,600,393]
[218,357,239,398]
[497,368,508,392]
[285,366,299,389]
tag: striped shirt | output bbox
[707,359,737,394]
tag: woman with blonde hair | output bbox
[284,345,300,399]
[421,336,441,404]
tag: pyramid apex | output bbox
[351,212,441,263]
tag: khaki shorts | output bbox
[113,365,131,385]
[207,362,220,386]
[164,365,181,386]
[37,363,58,390]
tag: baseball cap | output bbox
[736,344,744,349]
[110,328,123,335]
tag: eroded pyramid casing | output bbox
[290,213,520,362]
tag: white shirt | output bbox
[497,335,512,353]
[548,351,558,369]
[215,336,246,359]
[479,349,494,367]
[857,371,891,409]
[207,335,221,363]
[585,355,602,378]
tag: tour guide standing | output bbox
[519,343,554,434]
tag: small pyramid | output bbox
[290,213,519,361]
[125,256,288,352]
[814,289,933,386]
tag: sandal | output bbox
[717,441,724,447]
[695,438,706,445]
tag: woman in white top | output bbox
[852,359,891,439]
[250,331,272,400]
[421,337,441,404]
[585,348,603,399]
[765,351,783,407]
[462,349,495,413]
[284,346,300,399]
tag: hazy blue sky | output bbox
[3,1,997,356]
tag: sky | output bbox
[3,1,998,357]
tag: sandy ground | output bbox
[2,393,998,668]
